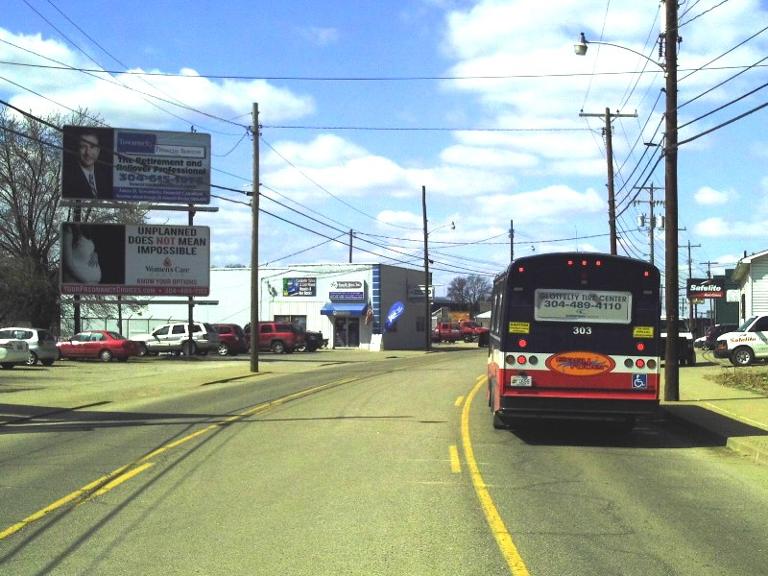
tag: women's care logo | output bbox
[545,351,615,376]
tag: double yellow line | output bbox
[0,377,356,541]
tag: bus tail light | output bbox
[505,354,516,365]
[635,359,646,369]
[647,359,657,369]
[517,355,527,365]
[518,338,528,348]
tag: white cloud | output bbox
[694,186,731,205]
[695,217,768,238]
[478,185,604,224]
[0,28,314,128]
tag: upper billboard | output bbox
[60,223,210,296]
[62,126,211,204]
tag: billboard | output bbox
[62,126,211,204]
[60,223,210,296]
[686,278,725,299]
[283,277,317,297]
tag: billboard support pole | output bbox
[187,205,195,358]
[73,202,82,334]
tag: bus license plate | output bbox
[510,375,532,387]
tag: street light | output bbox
[575,2,680,401]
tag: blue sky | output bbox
[2,0,768,298]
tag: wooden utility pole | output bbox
[509,219,514,262]
[422,185,431,352]
[250,103,260,372]
[686,240,701,334]
[663,0,680,401]
[580,108,637,255]
[633,183,664,265]
[349,229,353,263]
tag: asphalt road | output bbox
[1,350,768,575]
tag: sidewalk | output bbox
[661,353,768,465]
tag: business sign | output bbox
[328,279,367,303]
[686,278,725,299]
[60,223,210,296]
[62,126,211,204]
[283,277,317,297]
[385,301,405,331]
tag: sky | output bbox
[2,0,768,300]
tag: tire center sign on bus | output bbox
[61,223,210,296]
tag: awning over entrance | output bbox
[320,302,368,316]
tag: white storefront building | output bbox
[129,263,431,350]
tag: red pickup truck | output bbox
[432,322,461,343]
[459,320,489,342]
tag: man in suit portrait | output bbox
[62,127,114,200]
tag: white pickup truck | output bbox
[713,315,768,366]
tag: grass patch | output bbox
[708,366,768,395]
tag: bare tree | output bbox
[0,108,147,331]
[447,274,491,315]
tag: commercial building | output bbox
[131,263,431,350]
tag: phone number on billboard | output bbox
[541,300,624,311]
[118,173,205,186]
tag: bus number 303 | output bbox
[573,326,592,335]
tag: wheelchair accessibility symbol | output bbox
[632,374,648,390]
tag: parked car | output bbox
[297,330,325,352]
[253,322,305,354]
[704,323,738,350]
[57,330,139,362]
[211,323,249,356]
[0,338,29,369]
[660,319,696,366]
[131,322,220,357]
[459,320,489,342]
[432,322,461,343]
[0,327,58,366]
[714,316,768,366]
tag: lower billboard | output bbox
[60,223,210,296]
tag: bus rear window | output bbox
[533,288,632,324]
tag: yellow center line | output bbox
[455,395,465,407]
[449,445,462,473]
[461,375,531,576]
[0,377,359,542]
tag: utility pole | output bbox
[249,103,260,373]
[686,239,701,335]
[633,183,664,265]
[509,219,514,262]
[422,185,431,352]
[700,259,720,323]
[580,108,637,255]
[348,229,353,263]
[663,0,680,401]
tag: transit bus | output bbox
[487,252,661,429]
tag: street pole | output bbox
[580,109,637,255]
[663,0,680,401]
[187,204,195,358]
[422,185,431,352]
[687,240,701,335]
[633,183,664,265]
[349,229,353,263]
[250,103,260,372]
[509,219,514,262]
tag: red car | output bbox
[211,323,249,356]
[57,330,139,362]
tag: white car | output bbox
[131,322,220,356]
[0,327,58,366]
[714,315,768,366]
[0,338,29,369]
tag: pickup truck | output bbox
[432,322,461,343]
[714,315,768,366]
[459,320,489,342]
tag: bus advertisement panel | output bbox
[487,252,661,430]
